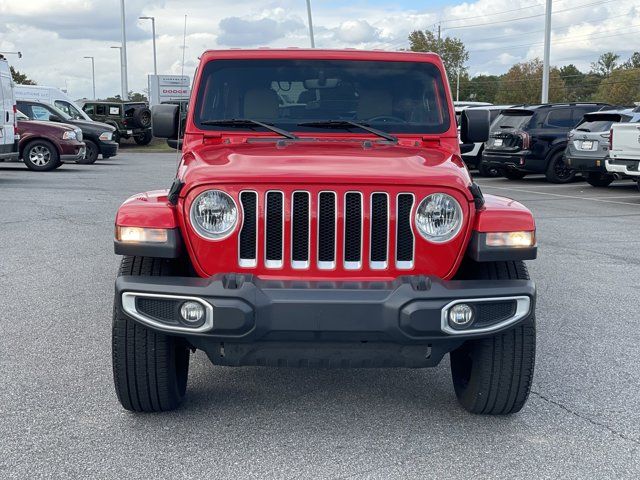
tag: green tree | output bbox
[495,59,566,104]
[590,52,620,77]
[595,68,640,105]
[459,74,501,103]
[105,91,148,102]
[408,30,469,79]
[10,66,36,85]
[622,52,640,70]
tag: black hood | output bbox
[64,119,116,135]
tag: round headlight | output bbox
[415,193,463,243]
[190,190,238,240]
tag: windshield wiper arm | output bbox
[298,120,398,143]
[201,119,299,139]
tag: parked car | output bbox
[0,54,19,162]
[17,100,117,164]
[15,84,92,121]
[482,103,610,183]
[606,108,640,188]
[79,100,152,145]
[565,108,640,187]
[15,110,85,171]
[113,49,538,415]
[460,105,513,176]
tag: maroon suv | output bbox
[15,111,85,171]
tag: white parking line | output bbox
[480,184,640,206]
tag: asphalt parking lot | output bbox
[1,152,639,479]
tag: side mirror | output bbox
[460,109,490,144]
[152,104,179,138]
[50,115,63,123]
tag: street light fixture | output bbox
[84,56,96,99]
[139,16,158,75]
[0,51,22,58]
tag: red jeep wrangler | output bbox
[112,50,537,414]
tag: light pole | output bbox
[0,51,22,58]
[119,0,129,100]
[541,0,552,103]
[305,0,315,48]
[139,16,157,75]
[111,46,126,100]
[84,56,96,99]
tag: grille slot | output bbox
[265,191,284,268]
[344,192,362,269]
[291,191,310,269]
[370,193,389,269]
[239,191,257,267]
[318,192,337,269]
[396,194,414,269]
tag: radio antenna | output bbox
[176,14,187,166]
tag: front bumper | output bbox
[606,159,640,178]
[116,274,535,367]
[60,142,86,162]
[99,140,119,158]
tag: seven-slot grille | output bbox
[238,190,415,270]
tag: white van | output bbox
[0,55,19,161]
[15,84,92,121]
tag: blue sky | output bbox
[0,0,638,99]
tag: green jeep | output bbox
[79,101,153,145]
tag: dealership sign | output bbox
[148,75,191,106]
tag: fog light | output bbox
[180,301,205,324]
[448,304,474,329]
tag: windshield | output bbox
[54,100,86,120]
[492,111,532,130]
[575,115,625,133]
[194,59,451,135]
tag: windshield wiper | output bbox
[298,120,398,143]
[575,128,591,132]
[201,119,299,139]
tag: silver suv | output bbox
[565,108,640,187]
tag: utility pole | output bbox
[306,0,315,48]
[541,0,552,103]
[84,56,96,99]
[456,68,460,102]
[120,0,129,100]
[437,23,441,55]
[139,16,158,75]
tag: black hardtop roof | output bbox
[507,102,610,111]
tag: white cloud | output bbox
[0,0,638,98]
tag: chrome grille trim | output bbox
[237,189,414,271]
[264,190,284,269]
[343,191,363,270]
[395,193,415,270]
[369,192,389,270]
[238,191,258,268]
[291,191,310,270]
[317,191,337,270]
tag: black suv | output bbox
[16,100,118,164]
[79,101,152,145]
[482,103,610,183]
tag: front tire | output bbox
[112,256,190,412]
[450,260,536,414]
[22,140,61,171]
[545,151,576,183]
[78,139,99,164]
